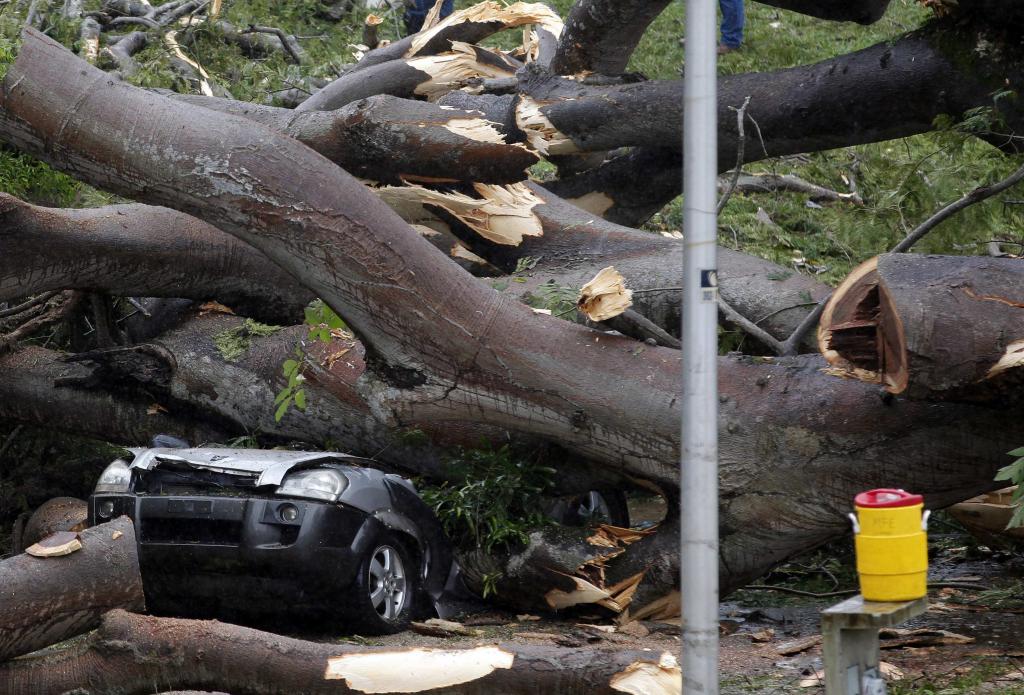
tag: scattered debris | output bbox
[879,628,975,649]
[410,619,482,638]
[776,634,822,656]
[750,627,775,643]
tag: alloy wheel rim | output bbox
[368,545,406,620]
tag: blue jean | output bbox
[720,0,745,48]
[404,0,455,35]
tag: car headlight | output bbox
[276,468,347,502]
[94,459,131,494]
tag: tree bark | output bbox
[0,193,311,323]
[549,0,671,76]
[160,92,538,185]
[0,610,680,694]
[544,147,682,227]
[296,45,519,113]
[819,254,1024,399]
[0,517,144,662]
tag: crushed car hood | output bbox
[130,448,369,487]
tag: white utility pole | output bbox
[680,0,719,691]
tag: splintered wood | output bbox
[324,646,515,692]
[609,652,682,695]
[578,267,633,321]
[377,182,543,245]
[543,524,654,614]
[407,2,563,58]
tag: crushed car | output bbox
[88,445,465,634]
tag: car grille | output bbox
[140,517,244,545]
[135,469,260,497]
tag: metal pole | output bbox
[680,0,719,691]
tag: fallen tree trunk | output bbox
[0,610,680,694]
[819,254,1024,399]
[0,517,144,662]
[1,28,683,482]
[3,321,1021,602]
[518,23,1022,162]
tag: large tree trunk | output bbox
[0,610,680,694]
[1,28,683,484]
[3,317,1021,601]
[819,254,1024,399]
[0,517,144,662]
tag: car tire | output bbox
[345,533,418,635]
[549,489,630,528]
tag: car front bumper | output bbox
[90,493,388,618]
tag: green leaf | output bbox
[994,457,1024,482]
[294,389,306,410]
[1009,447,1024,457]
[282,359,299,376]
[274,386,292,405]
[274,398,291,422]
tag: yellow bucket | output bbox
[850,489,929,602]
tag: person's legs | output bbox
[719,0,745,49]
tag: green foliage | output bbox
[419,445,555,554]
[273,299,349,422]
[213,318,282,362]
[993,447,1024,528]
[274,345,307,422]
[525,280,578,315]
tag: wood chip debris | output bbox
[750,627,775,643]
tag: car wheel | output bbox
[549,489,630,528]
[347,533,417,634]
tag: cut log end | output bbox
[818,256,908,393]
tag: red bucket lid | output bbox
[855,489,923,508]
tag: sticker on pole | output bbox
[700,269,718,302]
